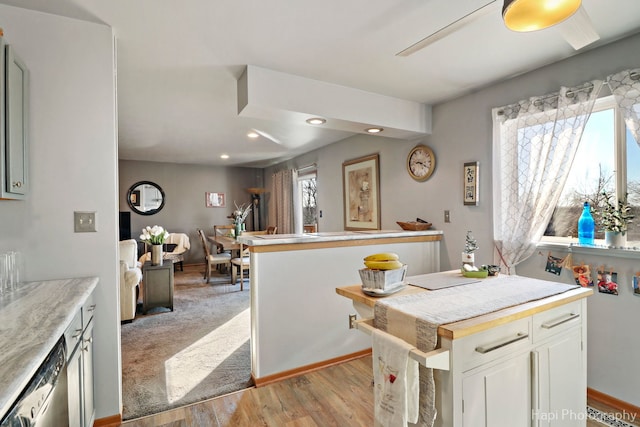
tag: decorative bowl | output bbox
[359,265,408,291]
[397,221,432,231]
[461,269,489,278]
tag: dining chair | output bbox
[197,229,231,284]
[266,226,277,234]
[230,244,250,291]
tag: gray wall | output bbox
[264,134,436,233]
[266,32,640,406]
[0,5,120,419]
[119,160,262,263]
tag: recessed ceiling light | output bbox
[220,154,229,159]
[247,131,259,138]
[366,127,384,134]
[306,117,326,125]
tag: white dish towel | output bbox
[372,329,419,427]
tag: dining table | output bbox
[206,234,243,257]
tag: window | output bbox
[298,172,317,232]
[544,96,640,243]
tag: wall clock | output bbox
[407,144,436,181]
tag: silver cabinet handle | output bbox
[475,332,529,354]
[541,313,580,329]
[531,351,540,427]
[87,304,96,312]
[72,328,83,339]
[12,181,22,188]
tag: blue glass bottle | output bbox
[578,202,595,246]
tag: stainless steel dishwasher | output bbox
[0,336,69,426]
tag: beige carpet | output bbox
[121,265,253,420]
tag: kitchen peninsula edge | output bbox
[238,230,442,383]
[0,277,98,418]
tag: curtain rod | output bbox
[296,163,317,173]
[497,83,596,115]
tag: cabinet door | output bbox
[82,318,95,427]
[4,44,29,198]
[462,352,531,427]
[67,345,83,427]
[533,329,584,427]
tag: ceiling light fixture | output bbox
[220,154,229,159]
[502,0,581,32]
[247,131,259,138]
[365,127,383,134]
[306,118,326,125]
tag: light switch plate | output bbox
[74,211,97,232]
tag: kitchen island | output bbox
[238,229,442,384]
[337,273,593,427]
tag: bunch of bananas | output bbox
[363,252,403,270]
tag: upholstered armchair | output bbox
[119,239,142,322]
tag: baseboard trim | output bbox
[253,348,372,388]
[94,414,122,427]
[588,387,640,418]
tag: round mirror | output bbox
[127,181,166,216]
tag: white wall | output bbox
[119,160,262,263]
[0,6,120,419]
[266,32,640,406]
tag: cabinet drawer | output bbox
[532,299,582,343]
[457,317,531,371]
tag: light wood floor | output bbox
[120,354,635,427]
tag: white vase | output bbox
[604,231,627,248]
[462,252,474,267]
[151,244,163,265]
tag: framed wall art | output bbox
[463,161,479,206]
[205,192,226,208]
[342,153,381,230]
[130,190,141,207]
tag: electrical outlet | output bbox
[444,210,451,223]
[349,314,357,329]
[74,211,97,232]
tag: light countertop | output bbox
[238,229,442,247]
[0,277,98,418]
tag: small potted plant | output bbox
[462,230,479,267]
[599,191,634,247]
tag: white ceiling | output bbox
[3,0,640,167]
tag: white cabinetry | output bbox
[463,352,531,427]
[65,292,96,427]
[436,298,587,427]
[0,35,29,200]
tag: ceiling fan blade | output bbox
[556,6,600,50]
[396,0,500,57]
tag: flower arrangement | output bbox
[140,225,170,245]
[232,202,251,225]
[599,191,634,234]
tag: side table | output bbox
[142,261,174,314]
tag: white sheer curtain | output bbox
[607,68,640,144]
[492,80,603,274]
[269,169,299,234]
